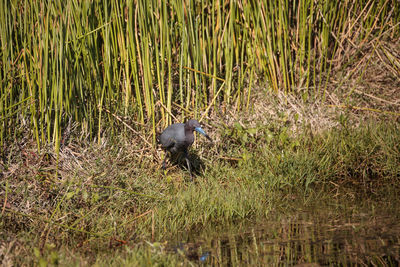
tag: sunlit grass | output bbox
[1,0,399,152]
[1,0,400,265]
[2,119,399,265]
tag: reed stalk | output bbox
[0,0,398,151]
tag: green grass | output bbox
[2,118,399,265]
[1,0,400,265]
[1,0,399,151]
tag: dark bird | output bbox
[158,119,212,177]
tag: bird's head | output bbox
[186,119,213,142]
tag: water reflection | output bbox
[169,208,400,266]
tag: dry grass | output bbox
[1,33,400,267]
[1,112,399,265]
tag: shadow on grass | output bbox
[166,151,206,178]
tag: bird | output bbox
[158,119,212,177]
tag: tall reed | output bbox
[0,0,398,152]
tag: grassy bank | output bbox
[2,112,399,265]
[1,0,400,265]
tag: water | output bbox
[169,199,400,266]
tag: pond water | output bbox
[168,198,400,266]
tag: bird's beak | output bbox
[195,127,213,142]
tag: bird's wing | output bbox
[159,128,177,149]
[162,136,176,149]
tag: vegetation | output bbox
[2,116,400,265]
[1,0,400,265]
[1,0,399,150]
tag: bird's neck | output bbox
[184,127,195,145]
[184,125,194,133]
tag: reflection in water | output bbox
[169,207,400,266]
